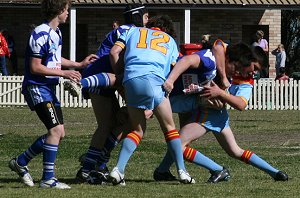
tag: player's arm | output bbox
[212,44,230,89]
[61,54,98,70]
[163,54,201,93]
[200,81,247,111]
[110,42,125,75]
[30,57,82,81]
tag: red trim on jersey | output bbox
[232,75,254,85]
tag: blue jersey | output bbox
[116,27,179,83]
[82,24,134,78]
[171,49,216,96]
[22,23,62,87]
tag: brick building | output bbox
[0,0,298,77]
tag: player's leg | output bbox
[33,100,71,189]
[153,112,192,181]
[77,93,118,184]
[154,97,195,184]
[9,85,62,187]
[109,106,146,186]
[215,127,288,181]
[95,106,132,168]
[64,72,117,97]
[154,122,228,183]
[81,73,116,89]
[180,123,229,183]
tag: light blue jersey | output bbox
[116,27,178,83]
[115,27,179,109]
[23,23,62,87]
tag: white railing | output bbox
[247,78,300,110]
[0,76,299,110]
[0,76,92,108]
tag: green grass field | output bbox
[0,107,299,198]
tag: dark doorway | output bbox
[60,24,88,61]
[242,25,269,46]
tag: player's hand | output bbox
[62,70,82,82]
[80,54,99,68]
[200,81,222,99]
[163,79,174,97]
[220,78,231,90]
[206,98,225,110]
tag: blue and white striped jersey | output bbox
[23,23,62,87]
[171,49,217,96]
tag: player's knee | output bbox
[49,125,65,139]
[227,148,244,159]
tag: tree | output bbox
[282,10,300,73]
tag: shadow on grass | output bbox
[59,178,180,185]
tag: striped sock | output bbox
[241,150,279,177]
[81,73,110,89]
[164,129,185,171]
[17,134,47,166]
[184,147,223,171]
[116,131,141,174]
[42,143,58,180]
[82,146,101,173]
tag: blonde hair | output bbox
[256,30,264,38]
[278,44,285,49]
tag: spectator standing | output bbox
[253,30,268,53]
[252,30,269,78]
[2,29,18,75]
[272,44,286,76]
[0,29,10,76]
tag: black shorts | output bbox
[34,102,63,130]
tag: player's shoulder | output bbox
[34,23,51,34]
[118,24,135,33]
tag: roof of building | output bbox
[1,0,299,9]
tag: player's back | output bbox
[82,24,134,78]
[171,49,216,96]
[97,24,134,58]
[121,27,178,82]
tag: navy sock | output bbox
[17,134,47,166]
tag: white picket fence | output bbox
[0,76,299,110]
